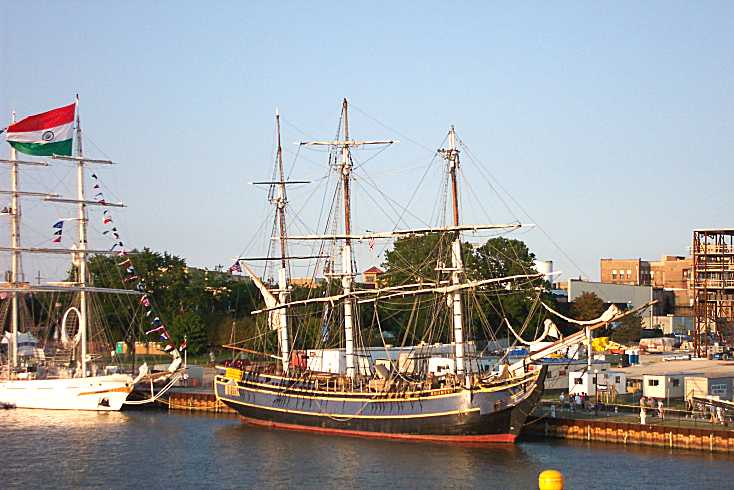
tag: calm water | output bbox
[3,409,733,489]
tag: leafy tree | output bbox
[84,248,260,353]
[170,311,208,355]
[469,237,536,280]
[611,314,642,345]
[469,237,547,335]
[571,292,606,321]
[380,234,549,343]
[383,233,459,285]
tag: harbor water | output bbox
[3,409,733,489]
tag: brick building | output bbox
[649,255,692,290]
[600,255,693,315]
[601,256,691,288]
[600,258,651,285]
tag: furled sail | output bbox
[540,302,622,326]
[506,318,562,345]
[241,262,282,330]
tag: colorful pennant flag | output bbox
[145,325,165,335]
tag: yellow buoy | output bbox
[538,469,564,490]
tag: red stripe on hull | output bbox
[239,415,517,443]
[9,103,76,133]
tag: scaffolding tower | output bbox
[692,229,734,356]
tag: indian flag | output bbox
[5,102,76,156]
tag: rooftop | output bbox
[693,228,734,234]
[618,356,734,379]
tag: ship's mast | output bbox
[340,99,357,380]
[300,99,394,381]
[3,115,60,373]
[74,96,89,378]
[9,111,19,369]
[274,109,290,373]
[440,126,468,386]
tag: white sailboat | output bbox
[0,98,140,410]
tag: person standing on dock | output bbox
[658,400,664,420]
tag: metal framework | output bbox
[692,229,734,356]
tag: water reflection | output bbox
[3,411,734,489]
[213,422,537,488]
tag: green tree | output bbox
[469,237,547,335]
[571,292,606,321]
[85,248,262,353]
[170,311,208,355]
[611,314,642,345]
[382,233,460,285]
[380,234,549,343]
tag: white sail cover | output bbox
[506,318,562,346]
[241,263,282,331]
[541,303,622,326]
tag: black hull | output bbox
[216,366,547,443]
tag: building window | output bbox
[671,379,680,387]
[648,379,659,387]
[574,378,583,385]
[615,376,621,383]
[711,383,728,395]
[627,269,632,276]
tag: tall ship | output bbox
[215,100,628,442]
[0,99,181,410]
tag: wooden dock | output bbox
[167,391,235,414]
[524,416,734,453]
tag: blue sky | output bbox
[1,2,733,282]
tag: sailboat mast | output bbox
[340,98,356,381]
[9,111,19,369]
[274,109,290,373]
[445,126,467,384]
[298,98,395,380]
[74,96,89,378]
